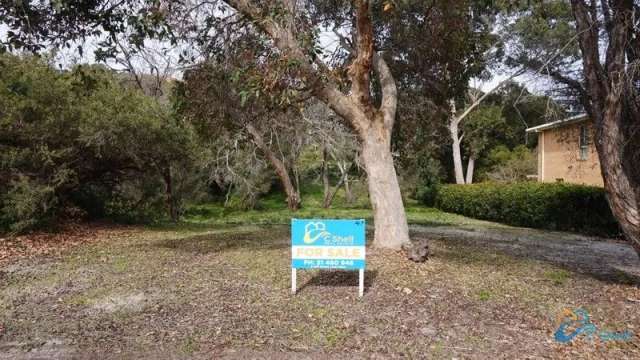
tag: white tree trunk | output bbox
[465,157,475,184]
[450,121,465,184]
[360,125,410,249]
[344,173,353,204]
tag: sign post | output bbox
[291,219,366,297]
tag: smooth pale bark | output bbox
[343,173,353,204]
[451,130,465,184]
[447,75,525,186]
[449,128,465,184]
[361,122,410,249]
[449,100,466,185]
[465,157,475,184]
[245,123,300,211]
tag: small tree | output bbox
[178,62,307,210]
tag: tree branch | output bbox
[373,52,397,131]
[221,0,367,132]
[348,0,374,109]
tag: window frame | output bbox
[579,125,589,161]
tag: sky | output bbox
[0,20,543,97]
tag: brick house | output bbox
[526,114,604,186]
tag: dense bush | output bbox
[0,54,203,233]
[433,182,620,237]
[415,156,443,207]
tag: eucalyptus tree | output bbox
[460,103,506,184]
[569,0,640,255]
[190,0,413,248]
[504,0,640,255]
[371,1,497,185]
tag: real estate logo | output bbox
[303,222,331,244]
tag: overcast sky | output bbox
[0,22,541,96]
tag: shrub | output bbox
[0,54,202,233]
[485,145,537,182]
[433,182,620,237]
[415,155,444,207]
[1,177,59,233]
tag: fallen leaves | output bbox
[0,221,138,266]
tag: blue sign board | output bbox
[291,219,366,270]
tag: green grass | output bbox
[182,186,487,229]
[477,289,493,301]
[544,269,572,285]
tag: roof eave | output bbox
[525,114,589,133]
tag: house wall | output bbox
[537,121,604,186]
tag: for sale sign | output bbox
[291,219,366,296]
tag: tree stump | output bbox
[402,238,430,262]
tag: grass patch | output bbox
[544,269,572,285]
[181,335,200,354]
[183,196,490,230]
[477,289,492,301]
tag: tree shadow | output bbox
[413,227,640,285]
[153,226,290,254]
[297,269,378,294]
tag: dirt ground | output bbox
[2,223,640,359]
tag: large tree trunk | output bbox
[571,0,640,255]
[246,124,300,211]
[360,122,410,249]
[465,156,475,184]
[598,110,640,254]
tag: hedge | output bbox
[433,182,620,237]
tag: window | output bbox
[579,125,589,160]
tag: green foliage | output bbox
[415,156,443,206]
[463,104,506,157]
[1,176,58,233]
[0,54,201,233]
[485,145,537,182]
[500,1,583,109]
[433,182,620,237]
[493,82,566,149]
